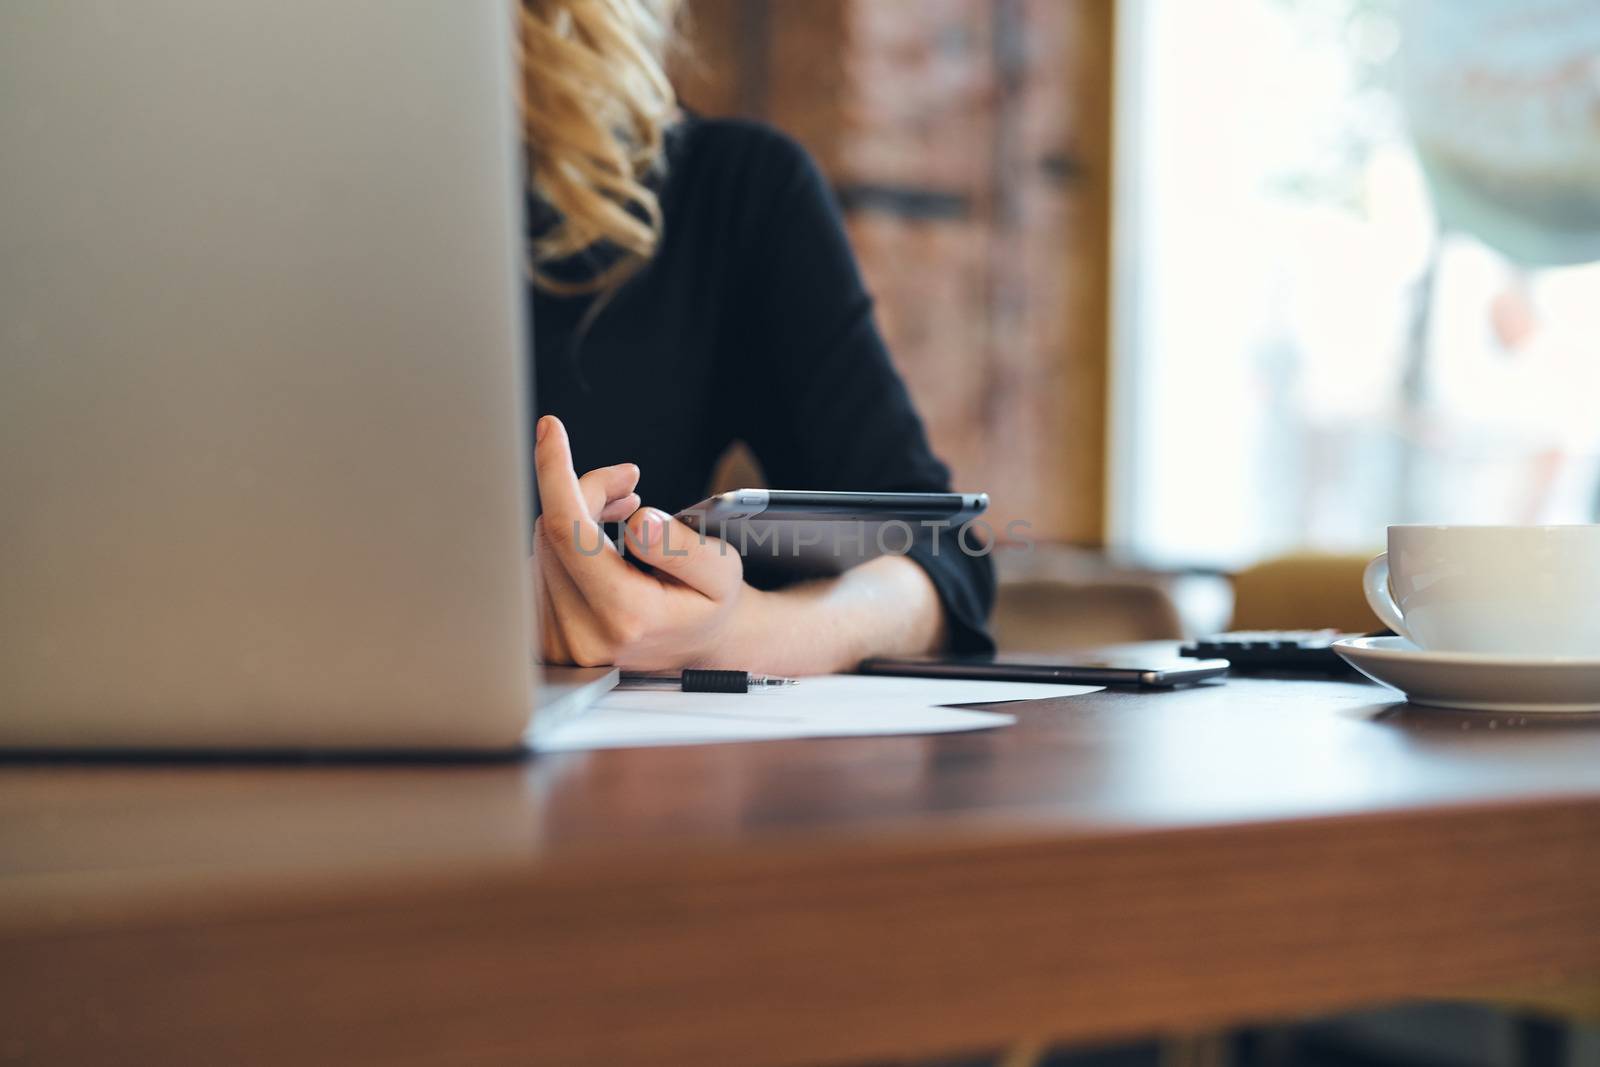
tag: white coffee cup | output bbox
[1363,525,1600,657]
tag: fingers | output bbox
[598,493,641,523]
[535,417,639,555]
[623,508,743,599]
[578,462,640,521]
[533,415,597,553]
[532,416,741,667]
[531,417,651,662]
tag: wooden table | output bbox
[4,671,1599,1065]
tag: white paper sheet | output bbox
[530,674,1101,752]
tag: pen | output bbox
[615,669,798,693]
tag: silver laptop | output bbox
[0,1,607,751]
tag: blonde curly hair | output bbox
[520,0,681,294]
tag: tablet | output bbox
[675,489,989,579]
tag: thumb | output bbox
[625,508,742,598]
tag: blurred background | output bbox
[669,0,1600,637]
[664,10,1600,1058]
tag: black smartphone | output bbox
[858,653,1230,688]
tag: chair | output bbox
[992,579,1183,653]
[1228,552,1381,633]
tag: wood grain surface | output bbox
[3,673,1599,1065]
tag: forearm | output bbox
[708,555,948,675]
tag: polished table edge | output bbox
[0,785,1595,937]
[3,792,1598,1066]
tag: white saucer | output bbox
[1333,636,1600,713]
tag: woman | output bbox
[523,0,994,673]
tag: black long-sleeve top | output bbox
[530,116,995,653]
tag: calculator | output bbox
[1178,630,1377,673]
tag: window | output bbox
[1111,0,1600,567]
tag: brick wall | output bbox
[676,0,1113,543]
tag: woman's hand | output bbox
[532,415,760,670]
[533,414,949,673]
